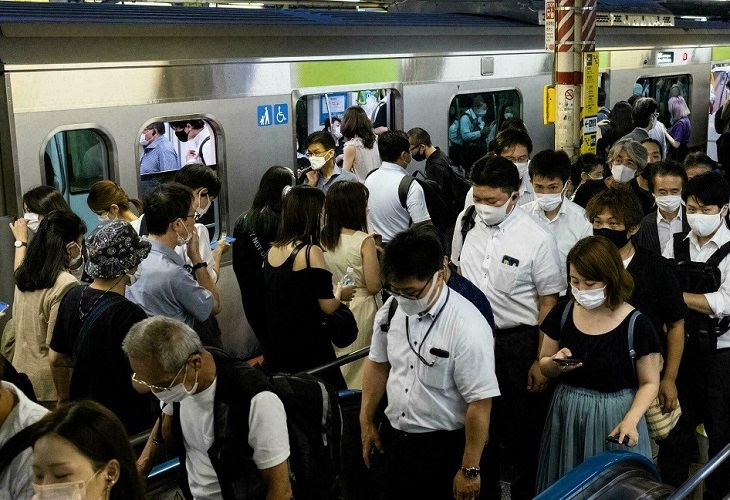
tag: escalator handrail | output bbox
[667,440,730,499]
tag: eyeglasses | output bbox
[175,214,196,221]
[503,155,530,163]
[305,150,331,158]
[384,274,434,301]
[132,353,196,392]
[409,144,423,154]
[132,361,188,393]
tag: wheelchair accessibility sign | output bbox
[257,104,289,127]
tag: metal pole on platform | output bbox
[554,0,580,159]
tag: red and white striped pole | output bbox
[555,0,581,158]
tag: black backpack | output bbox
[397,172,452,235]
[672,231,730,338]
[173,348,343,500]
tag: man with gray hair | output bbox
[124,316,291,500]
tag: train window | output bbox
[294,88,393,156]
[44,128,112,232]
[634,75,690,128]
[448,90,521,168]
[138,118,222,242]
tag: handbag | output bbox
[645,397,682,441]
[322,303,358,349]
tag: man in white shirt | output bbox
[125,316,291,500]
[170,119,217,166]
[521,149,592,270]
[360,227,499,499]
[451,156,564,500]
[634,160,690,256]
[0,371,48,500]
[662,173,730,500]
[463,128,536,211]
[365,131,430,244]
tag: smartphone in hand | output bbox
[0,302,9,314]
[211,235,236,250]
[553,358,582,366]
[606,435,630,445]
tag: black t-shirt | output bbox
[627,247,687,350]
[629,178,656,216]
[572,179,607,209]
[51,285,155,434]
[541,301,662,393]
[263,245,345,389]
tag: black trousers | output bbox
[376,421,467,499]
[482,325,550,500]
[705,348,730,500]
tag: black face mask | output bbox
[174,130,188,143]
[412,152,426,162]
[593,227,630,250]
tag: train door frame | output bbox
[39,123,118,233]
[136,114,227,243]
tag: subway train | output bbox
[1,2,729,498]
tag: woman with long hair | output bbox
[232,166,296,351]
[596,101,634,159]
[321,181,382,388]
[87,180,143,224]
[536,236,661,491]
[31,400,145,500]
[665,95,691,163]
[10,211,86,405]
[341,106,381,182]
[264,185,353,388]
[9,185,72,271]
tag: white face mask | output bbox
[514,162,530,180]
[32,467,104,500]
[308,155,328,171]
[195,194,211,219]
[475,108,487,118]
[395,272,440,317]
[655,195,683,213]
[139,133,151,147]
[474,195,515,227]
[97,213,111,222]
[153,365,199,404]
[611,164,636,184]
[687,212,724,238]
[175,222,192,247]
[67,242,82,269]
[535,192,563,212]
[332,125,343,139]
[504,112,514,120]
[572,285,607,310]
[24,212,40,232]
[589,174,603,181]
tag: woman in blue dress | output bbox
[536,235,662,491]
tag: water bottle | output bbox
[340,267,355,305]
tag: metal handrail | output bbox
[130,347,370,455]
[667,440,730,499]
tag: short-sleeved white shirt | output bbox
[662,224,730,349]
[162,380,290,499]
[365,162,430,244]
[451,206,565,329]
[521,198,593,270]
[369,287,500,433]
[175,222,218,282]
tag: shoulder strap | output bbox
[198,136,210,165]
[0,423,36,474]
[559,301,574,331]
[627,310,641,383]
[397,175,415,209]
[73,292,126,363]
[365,167,379,181]
[380,298,399,333]
[460,205,477,244]
[672,232,691,262]
[139,214,148,237]
[706,240,730,268]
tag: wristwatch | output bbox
[461,467,480,479]
[191,262,208,273]
[14,240,27,248]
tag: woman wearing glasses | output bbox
[264,185,354,388]
[536,236,662,492]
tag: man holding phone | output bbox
[360,227,499,500]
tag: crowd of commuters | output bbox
[0,94,729,500]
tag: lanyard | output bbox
[405,288,450,367]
